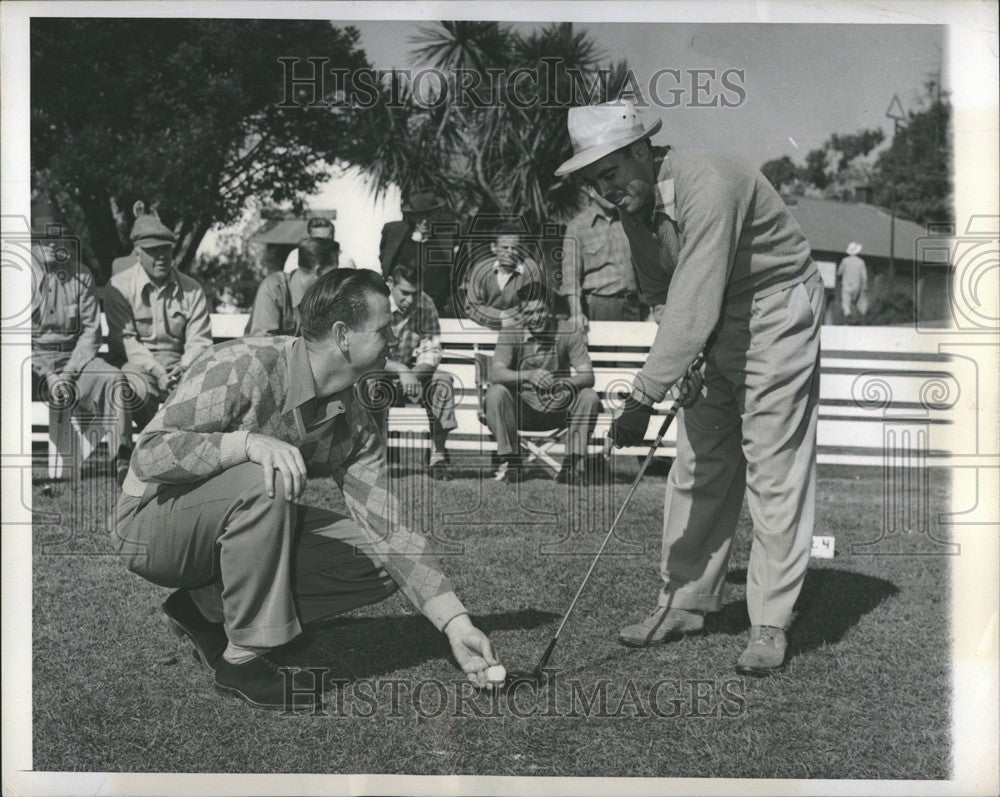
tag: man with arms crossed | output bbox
[558,100,823,675]
[112,269,500,708]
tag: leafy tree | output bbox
[873,79,953,225]
[354,21,632,228]
[761,155,800,191]
[31,19,373,281]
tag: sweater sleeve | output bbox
[631,166,749,404]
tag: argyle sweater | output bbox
[119,336,466,631]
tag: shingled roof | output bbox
[784,196,932,263]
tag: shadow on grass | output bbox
[272,608,558,681]
[387,452,674,485]
[711,567,900,657]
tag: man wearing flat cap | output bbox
[379,190,458,317]
[105,212,213,430]
[557,100,823,675]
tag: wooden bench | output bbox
[30,314,961,471]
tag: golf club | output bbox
[497,351,708,691]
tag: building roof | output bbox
[784,196,933,263]
[248,209,337,246]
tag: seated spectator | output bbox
[360,261,457,480]
[283,216,354,273]
[461,220,545,330]
[559,185,644,325]
[483,282,601,485]
[246,237,339,336]
[105,213,212,430]
[30,207,135,485]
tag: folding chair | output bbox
[472,345,567,476]
[47,404,117,480]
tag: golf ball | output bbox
[486,665,507,683]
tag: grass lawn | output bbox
[31,456,952,779]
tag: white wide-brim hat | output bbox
[846,242,863,256]
[554,100,662,177]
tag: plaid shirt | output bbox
[388,291,442,369]
[119,335,466,631]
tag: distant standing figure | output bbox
[379,190,457,316]
[838,242,869,319]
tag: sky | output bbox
[204,21,946,270]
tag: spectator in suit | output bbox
[559,185,644,325]
[105,213,212,430]
[283,216,354,273]
[461,219,545,330]
[360,260,457,480]
[246,237,340,337]
[379,190,457,317]
[30,207,135,485]
[483,281,601,485]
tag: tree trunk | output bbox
[176,217,213,273]
[76,183,126,285]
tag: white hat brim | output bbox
[554,118,662,177]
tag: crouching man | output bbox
[112,269,500,709]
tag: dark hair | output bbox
[299,268,389,341]
[306,216,334,233]
[515,279,550,308]
[387,260,420,287]
[298,236,340,272]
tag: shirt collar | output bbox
[282,337,349,424]
[135,263,178,297]
[287,270,307,308]
[651,147,676,221]
[493,260,524,276]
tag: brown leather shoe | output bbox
[618,606,704,648]
[735,625,787,675]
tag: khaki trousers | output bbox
[113,462,398,648]
[657,270,823,629]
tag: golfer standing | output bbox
[556,100,823,675]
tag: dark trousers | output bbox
[483,384,600,459]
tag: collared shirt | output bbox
[245,271,308,337]
[462,255,544,330]
[559,202,637,300]
[30,254,101,379]
[618,146,815,403]
[121,335,466,632]
[388,291,442,370]
[106,261,212,377]
[492,320,592,413]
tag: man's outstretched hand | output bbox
[444,614,502,690]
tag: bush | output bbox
[854,291,916,326]
[190,245,266,312]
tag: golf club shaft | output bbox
[541,351,707,660]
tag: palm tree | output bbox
[354,22,632,229]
